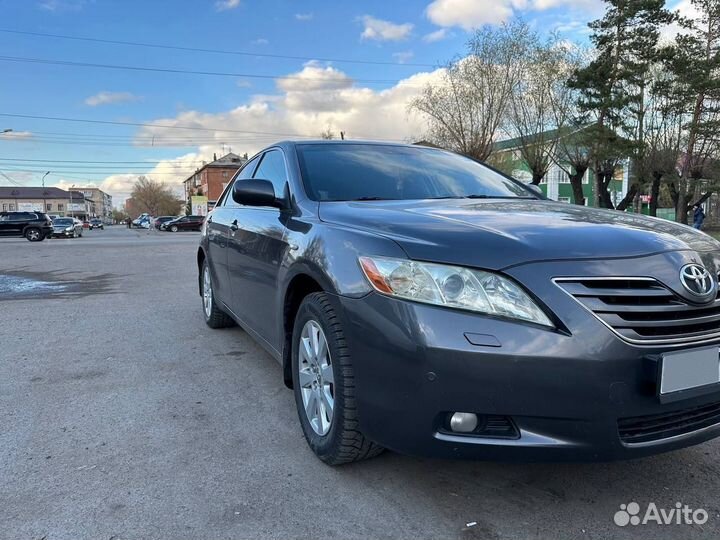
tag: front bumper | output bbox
[335,283,720,461]
[51,230,75,237]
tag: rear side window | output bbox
[253,150,288,198]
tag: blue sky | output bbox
[0,0,663,204]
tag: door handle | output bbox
[229,219,239,232]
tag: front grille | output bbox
[618,401,720,444]
[555,277,720,345]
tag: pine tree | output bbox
[570,0,674,209]
[662,0,720,223]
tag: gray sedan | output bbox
[51,217,83,238]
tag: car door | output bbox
[209,156,260,313]
[0,213,11,236]
[227,149,290,349]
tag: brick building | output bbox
[0,187,91,219]
[183,152,246,209]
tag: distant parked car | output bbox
[133,215,152,229]
[153,216,177,230]
[163,215,205,232]
[50,217,83,238]
[89,218,104,230]
[0,211,54,241]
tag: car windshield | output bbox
[296,144,535,202]
[54,219,73,226]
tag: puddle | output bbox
[0,271,117,300]
[0,275,68,296]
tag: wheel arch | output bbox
[197,246,207,296]
[281,270,329,388]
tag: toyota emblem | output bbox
[679,263,716,299]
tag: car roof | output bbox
[276,139,430,149]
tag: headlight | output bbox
[65,226,73,232]
[359,256,553,327]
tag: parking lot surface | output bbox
[1,226,719,540]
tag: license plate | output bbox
[660,346,720,395]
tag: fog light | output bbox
[449,412,478,433]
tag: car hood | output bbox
[318,199,720,270]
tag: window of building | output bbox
[2,203,6,211]
[46,203,52,211]
[9,204,14,211]
[58,204,64,211]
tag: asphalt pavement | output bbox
[1,226,719,540]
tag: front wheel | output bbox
[201,260,234,328]
[291,292,383,465]
[170,225,178,232]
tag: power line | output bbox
[0,157,214,164]
[0,28,437,68]
[0,54,418,86]
[0,113,404,142]
[0,112,339,137]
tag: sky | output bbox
[0,0,690,207]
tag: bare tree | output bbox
[410,19,533,161]
[130,176,183,216]
[320,125,336,140]
[506,37,579,184]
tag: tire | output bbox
[25,228,42,242]
[78,230,83,237]
[201,259,234,328]
[291,292,383,465]
[170,225,179,232]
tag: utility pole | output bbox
[41,171,50,213]
[340,131,345,140]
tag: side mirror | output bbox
[526,184,543,197]
[232,179,282,208]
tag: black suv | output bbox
[0,211,54,241]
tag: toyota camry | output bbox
[197,141,720,465]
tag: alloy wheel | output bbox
[298,320,335,436]
[27,229,40,241]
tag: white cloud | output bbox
[0,130,33,140]
[252,38,269,45]
[392,51,415,64]
[359,15,414,41]
[425,0,602,29]
[295,12,313,21]
[426,0,520,28]
[236,79,252,88]
[85,91,142,107]
[39,0,85,11]
[423,28,452,42]
[532,0,601,10]
[91,63,446,204]
[215,0,240,11]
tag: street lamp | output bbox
[42,172,50,213]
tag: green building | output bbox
[492,132,628,207]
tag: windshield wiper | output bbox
[349,196,395,201]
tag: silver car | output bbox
[51,217,83,238]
